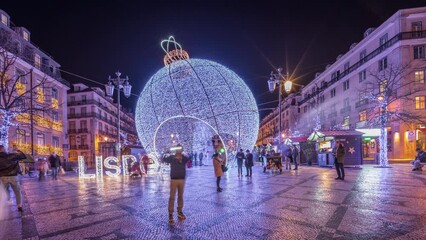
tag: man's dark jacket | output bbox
[49,154,61,168]
[0,151,26,177]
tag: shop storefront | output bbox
[308,130,363,167]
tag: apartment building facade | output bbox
[0,9,69,159]
[257,7,426,160]
[67,83,139,167]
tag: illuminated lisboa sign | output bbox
[78,154,163,179]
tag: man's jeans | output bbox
[168,179,185,214]
[52,167,59,180]
[237,160,243,175]
[1,176,22,206]
[411,160,424,169]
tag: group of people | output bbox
[235,149,254,177]
[282,145,299,171]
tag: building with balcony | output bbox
[0,9,69,159]
[67,83,139,167]
[257,7,426,160]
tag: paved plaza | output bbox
[2,164,426,239]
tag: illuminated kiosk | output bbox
[135,37,259,159]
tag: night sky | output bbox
[1,0,424,118]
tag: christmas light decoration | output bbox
[136,37,259,156]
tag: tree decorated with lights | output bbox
[135,37,259,157]
[0,44,56,151]
[361,63,426,167]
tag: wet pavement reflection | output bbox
[1,164,426,239]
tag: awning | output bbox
[308,130,364,141]
[356,128,381,137]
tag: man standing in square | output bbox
[163,144,190,224]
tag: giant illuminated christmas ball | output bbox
[135,37,259,155]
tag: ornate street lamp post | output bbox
[106,71,131,165]
[267,67,292,146]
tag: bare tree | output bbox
[360,62,426,166]
[0,45,58,152]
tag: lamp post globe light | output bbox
[105,71,131,165]
[267,67,292,146]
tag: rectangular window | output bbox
[321,80,325,88]
[359,69,366,82]
[23,31,29,41]
[319,95,325,103]
[412,21,423,37]
[1,14,7,25]
[378,57,388,71]
[15,68,26,84]
[360,49,367,61]
[414,46,425,59]
[52,88,58,99]
[344,62,350,72]
[80,120,87,129]
[81,107,87,115]
[415,70,425,83]
[380,80,387,94]
[16,129,26,144]
[82,95,86,102]
[52,136,60,148]
[69,121,76,130]
[379,34,388,46]
[34,54,41,69]
[70,108,75,115]
[343,116,350,126]
[37,133,45,146]
[304,105,307,113]
[331,104,336,113]
[330,88,336,98]
[52,111,59,122]
[415,96,425,109]
[343,80,350,91]
[359,111,367,122]
[331,71,340,80]
[344,98,350,107]
[70,96,75,102]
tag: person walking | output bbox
[194,151,198,166]
[245,150,254,177]
[292,145,299,170]
[141,154,150,174]
[38,158,49,181]
[213,153,224,192]
[335,143,346,180]
[284,146,292,170]
[163,144,190,224]
[199,151,204,166]
[236,149,245,177]
[48,152,61,180]
[0,145,26,212]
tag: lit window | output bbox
[1,14,7,25]
[34,54,41,69]
[415,96,425,110]
[414,70,425,83]
[359,111,367,122]
[16,129,26,144]
[414,46,425,60]
[343,116,350,126]
[23,31,29,41]
[380,80,387,94]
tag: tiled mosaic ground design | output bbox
[2,164,426,239]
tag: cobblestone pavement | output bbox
[2,164,426,240]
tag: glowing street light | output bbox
[105,71,131,164]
